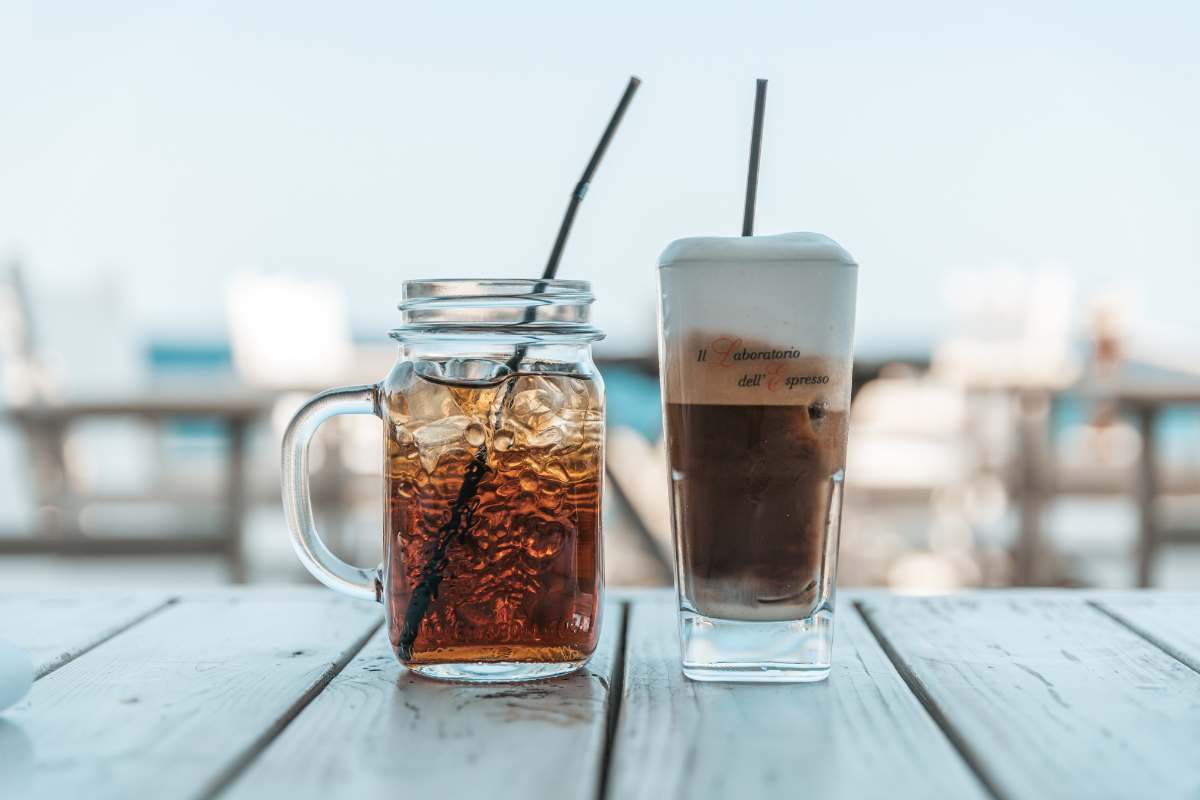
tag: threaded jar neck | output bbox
[391,279,603,345]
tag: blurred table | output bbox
[3,588,1199,799]
[1082,377,1200,586]
[1,394,271,581]
[978,364,1200,587]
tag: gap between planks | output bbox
[852,600,1006,800]
[1086,600,1200,676]
[36,596,179,680]
[596,599,631,800]
[206,599,628,800]
[198,616,385,800]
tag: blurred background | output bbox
[3,0,1200,592]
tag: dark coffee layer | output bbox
[666,402,847,620]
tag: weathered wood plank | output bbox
[0,592,172,677]
[859,595,1200,800]
[2,594,382,800]
[222,602,625,800]
[608,596,988,800]
[1093,595,1200,673]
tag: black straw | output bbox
[742,78,768,237]
[507,74,642,373]
[544,75,641,279]
[396,76,642,661]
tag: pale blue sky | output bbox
[2,1,1199,356]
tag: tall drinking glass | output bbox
[657,233,857,682]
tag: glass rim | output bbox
[388,324,605,344]
[398,279,593,311]
[392,279,602,343]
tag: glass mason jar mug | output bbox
[282,280,606,682]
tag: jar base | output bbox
[406,659,587,683]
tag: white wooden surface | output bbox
[1094,595,1200,673]
[226,603,624,800]
[3,590,1200,800]
[608,597,989,800]
[858,594,1200,800]
[0,592,171,677]
[3,594,382,800]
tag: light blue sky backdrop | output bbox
[2,1,1198,356]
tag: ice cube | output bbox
[412,415,471,472]
[405,375,461,423]
[507,376,564,430]
[391,422,414,445]
[539,409,593,455]
[524,425,564,449]
[547,375,595,411]
[412,415,470,447]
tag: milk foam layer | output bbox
[658,233,858,408]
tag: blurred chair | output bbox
[0,263,266,582]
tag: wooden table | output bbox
[2,588,1198,800]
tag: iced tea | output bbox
[381,366,604,667]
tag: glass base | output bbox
[679,607,834,683]
[406,659,587,683]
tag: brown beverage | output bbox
[666,400,847,621]
[382,369,603,666]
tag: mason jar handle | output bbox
[281,384,380,601]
